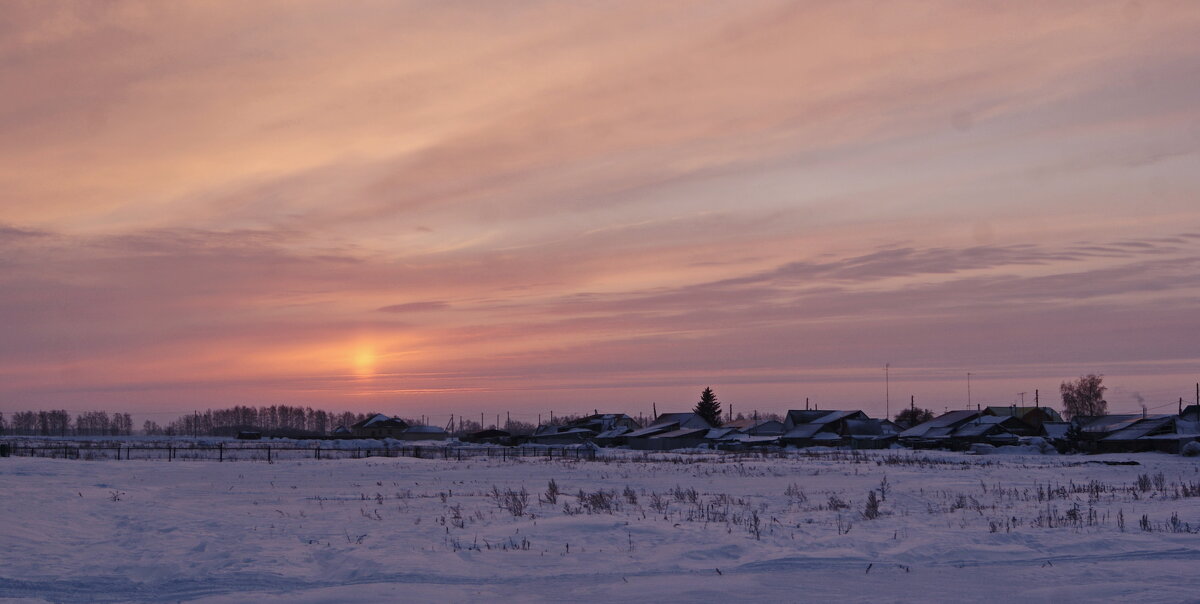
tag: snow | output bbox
[3,448,1200,602]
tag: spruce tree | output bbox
[694,387,722,427]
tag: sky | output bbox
[2,1,1200,423]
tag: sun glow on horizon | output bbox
[353,343,376,379]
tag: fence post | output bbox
[315,446,321,461]
[218,443,223,462]
[267,446,272,464]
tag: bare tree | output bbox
[894,407,934,428]
[1061,374,1107,419]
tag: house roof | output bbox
[625,425,672,439]
[984,406,1064,422]
[786,410,836,425]
[705,427,739,440]
[628,413,712,437]
[809,410,866,424]
[593,426,633,439]
[1080,414,1159,434]
[723,419,785,435]
[351,414,408,430]
[532,427,594,438]
[953,420,1012,438]
[898,410,980,438]
[1042,422,1070,439]
[652,427,709,440]
[923,426,956,439]
[1102,416,1176,441]
[470,429,510,438]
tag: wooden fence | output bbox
[0,442,599,463]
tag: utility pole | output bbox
[967,372,972,409]
[885,363,890,422]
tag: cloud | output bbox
[377,301,450,313]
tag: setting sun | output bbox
[353,343,376,379]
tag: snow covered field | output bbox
[2,449,1200,603]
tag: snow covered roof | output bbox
[651,428,709,440]
[1080,414,1159,434]
[705,428,739,440]
[1042,422,1070,439]
[953,421,1010,439]
[364,414,392,426]
[594,426,632,439]
[351,414,408,430]
[1101,416,1176,441]
[625,425,673,439]
[922,426,956,439]
[722,419,785,435]
[628,413,711,437]
[898,410,980,438]
[808,410,865,425]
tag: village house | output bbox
[982,405,1063,433]
[626,413,713,450]
[528,425,596,445]
[843,419,901,449]
[350,414,410,439]
[780,409,869,447]
[395,425,450,441]
[1096,415,1200,454]
[946,415,1029,447]
[897,410,981,448]
[462,428,512,445]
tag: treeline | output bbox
[147,405,384,437]
[1,410,134,436]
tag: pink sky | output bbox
[2,1,1199,423]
